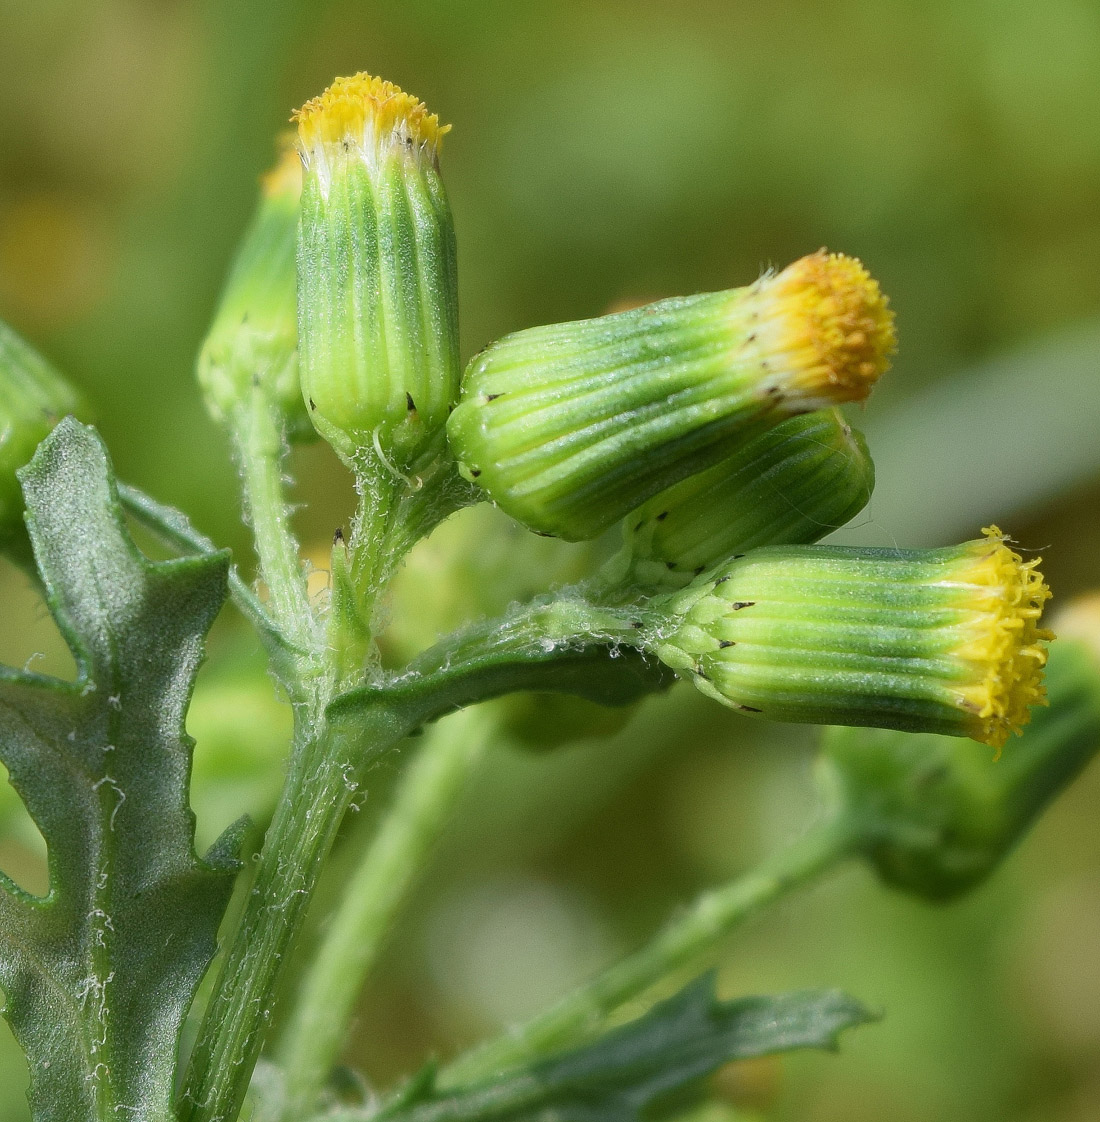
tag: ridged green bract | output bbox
[197,177,313,442]
[297,154,460,467]
[446,291,787,541]
[650,541,1043,742]
[0,420,242,1121]
[623,409,874,587]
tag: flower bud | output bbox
[197,138,313,441]
[295,73,459,469]
[820,610,1100,901]
[647,528,1051,748]
[447,251,894,540]
[0,321,88,546]
[623,409,873,588]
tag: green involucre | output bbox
[197,163,312,441]
[297,151,459,468]
[646,540,1048,740]
[447,288,801,541]
[622,408,873,587]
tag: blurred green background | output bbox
[2,1,1100,1119]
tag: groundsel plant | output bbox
[0,69,1090,1122]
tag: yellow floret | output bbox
[950,526,1053,749]
[755,250,896,406]
[294,72,449,157]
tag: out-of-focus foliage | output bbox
[1,1,1099,1119]
[366,975,870,1122]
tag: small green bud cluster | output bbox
[434,237,1054,745]
[198,67,1055,752]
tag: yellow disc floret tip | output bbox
[761,249,896,406]
[294,72,449,161]
[952,526,1053,749]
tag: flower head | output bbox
[943,527,1052,748]
[747,251,895,408]
[448,251,894,541]
[294,73,459,468]
[648,529,1051,747]
[294,73,449,192]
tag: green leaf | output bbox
[328,600,674,738]
[336,974,871,1122]
[0,419,242,1122]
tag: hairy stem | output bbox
[278,705,495,1116]
[436,812,859,1088]
[325,464,401,683]
[181,563,666,1121]
[232,390,318,659]
[180,697,410,1122]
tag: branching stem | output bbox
[435,812,860,1088]
[231,390,319,660]
[277,705,495,1117]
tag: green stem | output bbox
[181,570,666,1122]
[232,390,318,659]
[435,812,860,1088]
[278,705,495,1117]
[328,455,474,684]
[326,465,400,681]
[180,697,413,1122]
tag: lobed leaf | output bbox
[0,419,242,1122]
[334,974,872,1122]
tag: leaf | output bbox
[327,604,675,739]
[348,974,871,1122]
[0,419,242,1122]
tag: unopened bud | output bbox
[647,528,1051,748]
[197,138,312,440]
[623,409,873,587]
[448,251,894,540]
[295,73,459,469]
